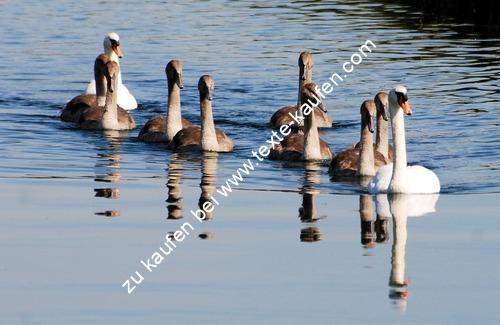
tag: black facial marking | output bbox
[395,91,408,102]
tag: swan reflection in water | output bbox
[299,162,325,242]
[166,153,183,220]
[359,193,390,249]
[93,130,123,217]
[374,193,439,312]
[165,152,216,239]
[198,152,218,222]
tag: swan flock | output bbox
[62,33,440,194]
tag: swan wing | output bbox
[368,163,393,193]
[117,83,137,110]
[407,165,440,194]
[83,80,137,111]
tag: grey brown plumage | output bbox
[77,59,135,130]
[171,126,232,151]
[138,116,192,142]
[138,60,193,143]
[171,75,233,152]
[269,133,332,161]
[330,147,388,177]
[269,83,333,161]
[330,99,388,177]
[270,52,332,129]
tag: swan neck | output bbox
[358,122,375,176]
[200,99,218,151]
[166,83,182,141]
[303,107,321,160]
[296,72,312,121]
[389,198,408,287]
[94,63,107,107]
[390,104,408,191]
[376,113,389,159]
[102,87,118,129]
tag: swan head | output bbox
[389,85,412,115]
[198,75,214,101]
[166,60,183,89]
[374,91,389,121]
[298,51,314,81]
[301,83,326,113]
[103,32,123,58]
[361,99,377,133]
[104,61,120,93]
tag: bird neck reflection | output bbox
[299,161,322,242]
[167,153,183,220]
[94,130,122,217]
[199,152,218,221]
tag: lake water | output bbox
[0,1,499,324]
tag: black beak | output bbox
[382,104,389,121]
[315,100,327,113]
[207,89,213,101]
[177,74,184,89]
[369,115,375,133]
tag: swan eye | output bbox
[110,39,120,47]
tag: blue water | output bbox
[0,1,499,324]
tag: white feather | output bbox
[84,79,137,111]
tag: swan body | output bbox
[78,56,135,130]
[138,60,193,143]
[330,99,388,177]
[83,32,137,111]
[368,86,440,194]
[270,52,332,129]
[85,80,137,111]
[171,75,233,152]
[270,83,333,161]
[369,164,440,194]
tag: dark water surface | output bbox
[0,1,499,324]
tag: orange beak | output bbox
[113,45,123,58]
[400,99,412,115]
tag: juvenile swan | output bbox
[171,75,233,152]
[138,60,193,143]
[368,86,440,193]
[78,57,136,130]
[84,32,137,110]
[374,91,394,161]
[330,100,388,177]
[61,51,112,123]
[269,83,333,161]
[270,52,332,129]
[354,92,393,161]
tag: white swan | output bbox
[84,32,138,111]
[368,86,440,194]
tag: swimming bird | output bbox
[138,60,193,143]
[374,91,394,161]
[368,86,440,193]
[61,52,110,123]
[270,52,332,129]
[77,56,136,130]
[171,75,233,152]
[84,32,137,110]
[269,83,333,161]
[330,100,388,177]
[354,92,393,161]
